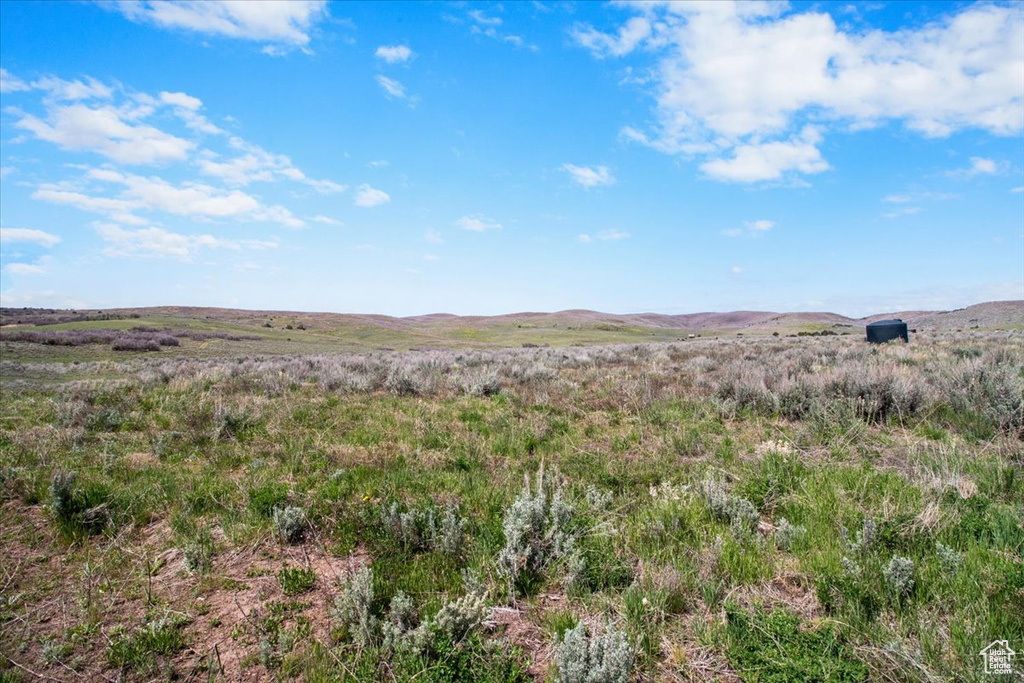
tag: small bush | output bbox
[182,530,214,574]
[273,505,306,544]
[555,622,634,683]
[702,478,758,535]
[935,542,963,576]
[883,556,915,600]
[497,465,576,599]
[379,502,466,556]
[775,518,806,551]
[333,566,377,646]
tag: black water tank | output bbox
[866,319,909,344]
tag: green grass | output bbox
[1,330,1021,681]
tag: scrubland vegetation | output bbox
[1,330,1021,681]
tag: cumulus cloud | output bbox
[311,215,343,226]
[354,184,390,207]
[159,91,202,110]
[455,214,502,231]
[572,16,651,58]
[32,75,113,100]
[0,227,61,247]
[562,163,616,188]
[0,68,30,93]
[107,0,329,51]
[576,2,1024,183]
[12,103,195,165]
[700,127,829,183]
[375,45,413,63]
[33,169,305,228]
[731,265,744,274]
[94,222,276,260]
[948,156,1008,178]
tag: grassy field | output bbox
[1,324,1022,682]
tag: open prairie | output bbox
[1,305,1022,682]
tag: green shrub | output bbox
[555,622,634,683]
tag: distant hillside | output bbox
[2,301,1020,354]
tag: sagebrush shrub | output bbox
[775,518,806,551]
[273,505,305,544]
[379,502,465,555]
[333,566,377,647]
[497,465,576,599]
[884,556,915,600]
[49,470,77,521]
[702,477,758,535]
[555,622,634,683]
[935,542,963,575]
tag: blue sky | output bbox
[0,0,1021,317]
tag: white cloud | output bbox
[1012,186,1024,193]
[198,137,344,192]
[572,17,651,58]
[883,194,912,203]
[562,163,616,188]
[948,156,1008,178]
[731,265,744,274]
[722,219,775,237]
[0,68,30,93]
[311,215,343,226]
[468,10,502,27]
[31,75,112,100]
[425,229,443,243]
[375,75,408,99]
[0,227,61,247]
[375,45,413,63]
[423,254,440,261]
[465,8,537,50]
[159,91,202,110]
[6,262,47,275]
[578,230,630,242]
[13,102,195,164]
[0,166,14,179]
[455,214,502,231]
[108,0,329,51]
[354,184,390,207]
[578,2,1024,183]
[700,127,829,182]
[34,169,305,228]
[94,222,276,260]
[367,159,390,168]
[882,206,923,218]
